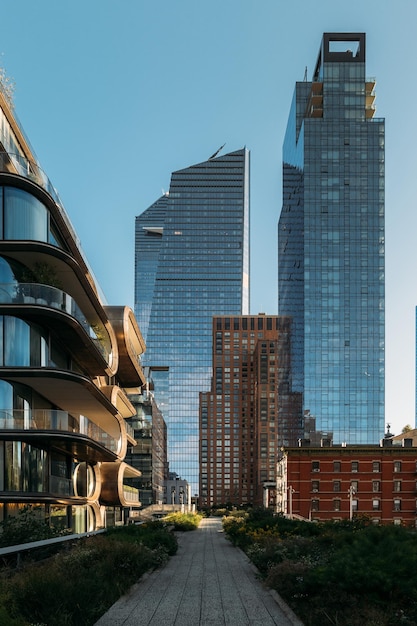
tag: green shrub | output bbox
[223,512,417,625]
[222,514,249,548]
[106,521,178,555]
[0,523,178,626]
[162,512,202,531]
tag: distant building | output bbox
[164,477,191,507]
[0,76,146,533]
[277,435,417,525]
[135,148,250,493]
[415,308,417,427]
[278,33,385,443]
[124,391,167,508]
[200,314,303,508]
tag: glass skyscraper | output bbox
[135,148,250,493]
[278,33,385,443]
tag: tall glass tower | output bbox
[135,148,250,493]
[278,33,385,443]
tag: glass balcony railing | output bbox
[124,420,135,440]
[0,150,61,205]
[0,282,110,362]
[123,485,141,503]
[0,408,120,454]
[127,337,143,367]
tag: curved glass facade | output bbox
[0,316,48,367]
[0,186,63,246]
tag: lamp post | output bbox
[288,485,295,519]
[348,485,356,521]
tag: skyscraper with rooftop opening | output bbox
[278,33,385,444]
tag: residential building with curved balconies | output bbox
[0,79,147,534]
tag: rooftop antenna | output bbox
[208,143,226,160]
[303,66,308,81]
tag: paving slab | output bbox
[95,517,303,626]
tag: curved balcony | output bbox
[0,150,62,208]
[0,281,110,364]
[105,306,146,387]
[0,151,107,305]
[0,408,120,458]
[99,462,142,507]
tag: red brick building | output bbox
[277,436,417,525]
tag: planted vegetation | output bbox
[0,520,178,626]
[162,511,203,531]
[223,508,417,626]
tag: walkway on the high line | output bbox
[95,517,303,626]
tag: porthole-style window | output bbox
[73,462,96,498]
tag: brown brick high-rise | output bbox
[199,314,302,508]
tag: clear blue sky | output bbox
[2,0,417,436]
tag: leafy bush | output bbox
[223,512,417,626]
[0,523,178,626]
[106,520,178,555]
[222,514,249,548]
[162,512,202,531]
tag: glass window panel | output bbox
[4,316,30,366]
[4,187,48,241]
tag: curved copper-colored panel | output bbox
[100,385,136,418]
[105,306,146,387]
[99,461,142,507]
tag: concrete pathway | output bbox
[95,517,302,626]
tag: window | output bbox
[311,499,319,512]
[372,481,380,492]
[333,481,341,492]
[312,461,320,472]
[393,480,401,493]
[394,461,401,473]
[334,499,341,511]
[312,480,319,492]
[372,461,381,473]
[351,461,359,473]
[372,499,380,511]
[3,187,48,242]
[333,461,341,472]
[393,499,401,512]
[352,499,358,512]
[351,481,358,493]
